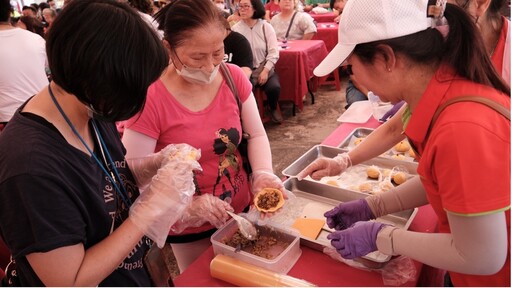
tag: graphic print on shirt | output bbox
[212,127,241,201]
[102,159,151,272]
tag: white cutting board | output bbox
[301,202,336,232]
[337,100,372,123]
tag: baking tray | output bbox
[282,145,349,178]
[280,177,418,267]
[338,128,418,162]
[282,145,418,194]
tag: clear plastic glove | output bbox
[170,194,234,234]
[129,144,201,248]
[296,153,351,181]
[251,170,286,195]
[251,170,288,219]
[127,144,199,188]
[324,199,375,231]
[379,101,405,122]
[328,221,387,259]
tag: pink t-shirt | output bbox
[125,64,253,235]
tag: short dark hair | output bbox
[22,5,37,13]
[46,0,169,121]
[154,0,225,47]
[249,0,265,19]
[0,0,13,22]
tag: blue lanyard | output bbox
[48,85,132,207]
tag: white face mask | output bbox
[173,51,220,85]
[176,63,220,85]
[215,3,225,10]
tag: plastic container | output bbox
[211,219,302,274]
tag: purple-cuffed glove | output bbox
[327,221,387,259]
[379,101,405,122]
[324,199,375,231]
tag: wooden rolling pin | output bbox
[210,254,316,287]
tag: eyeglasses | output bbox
[238,4,252,9]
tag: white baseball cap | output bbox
[314,0,433,77]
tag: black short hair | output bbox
[46,0,169,121]
[250,0,265,19]
[0,0,14,22]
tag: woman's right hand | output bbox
[296,152,351,180]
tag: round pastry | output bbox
[391,154,407,160]
[392,172,407,185]
[394,140,410,152]
[408,148,416,158]
[379,181,394,192]
[382,169,392,178]
[254,188,285,213]
[366,165,380,179]
[354,137,364,146]
[326,180,339,187]
[358,182,373,193]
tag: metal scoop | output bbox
[226,211,258,240]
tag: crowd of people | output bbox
[0,0,510,286]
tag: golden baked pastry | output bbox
[408,148,416,158]
[326,180,339,187]
[392,172,407,185]
[394,140,410,152]
[354,137,364,146]
[391,154,407,160]
[366,165,380,179]
[359,182,373,193]
[254,188,285,213]
[382,169,391,178]
[379,181,394,192]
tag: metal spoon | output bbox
[226,211,258,240]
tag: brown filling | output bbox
[257,190,280,210]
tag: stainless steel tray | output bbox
[337,127,375,150]
[282,145,418,194]
[338,127,417,162]
[282,145,348,178]
[281,178,418,266]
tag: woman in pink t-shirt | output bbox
[122,0,285,273]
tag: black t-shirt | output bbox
[223,30,254,70]
[0,109,152,286]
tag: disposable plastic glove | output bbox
[296,152,351,181]
[379,101,405,122]
[328,221,387,259]
[129,144,201,248]
[324,199,375,231]
[251,170,285,195]
[127,144,198,188]
[171,194,234,234]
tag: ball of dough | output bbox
[366,165,380,179]
[354,137,364,146]
[394,140,410,152]
[392,154,407,160]
[359,182,373,193]
[408,148,416,158]
[392,172,407,185]
[379,181,394,192]
[326,180,339,187]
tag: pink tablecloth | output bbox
[173,119,444,287]
[309,11,337,23]
[313,22,339,52]
[275,40,328,111]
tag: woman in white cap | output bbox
[299,0,510,286]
